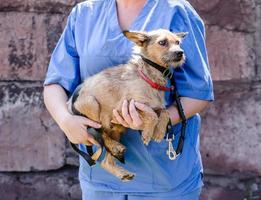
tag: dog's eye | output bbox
[158,39,168,46]
[175,41,180,45]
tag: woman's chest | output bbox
[73,1,174,80]
[74,14,133,79]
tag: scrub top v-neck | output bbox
[44,0,214,196]
[109,0,154,33]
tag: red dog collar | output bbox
[138,69,174,92]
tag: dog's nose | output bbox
[174,51,184,58]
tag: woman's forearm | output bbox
[167,97,210,125]
[44,85,209,128]
[43,84,70,126]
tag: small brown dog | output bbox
[68,29,187,181]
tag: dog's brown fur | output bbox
[68,29,187,181]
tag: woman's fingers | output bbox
[113,109,129,127]
[85,133,99,146]
[111,100,155,130]
[78,116,101,145]
[86,132,99,146]
[79,125,100,146]
[82,139,92,146]
[122,100,133,125]
[60,114,102,146]
[134,101,155,114]
[80,116,101,129]
[129,99,143,128]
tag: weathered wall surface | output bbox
[0,0,260,199]
[190,0,261,199]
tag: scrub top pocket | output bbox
[145,114,201,190]
[81,130,156,192]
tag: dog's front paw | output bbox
[141,131,152,145]
[152,131,165,142]
[152,125,167,142]
[152,117,169,142]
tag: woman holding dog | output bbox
[44,0,214,199]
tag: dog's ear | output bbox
[123,30,150,47]
[176,32,188,39]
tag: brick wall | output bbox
[0,0,260,199]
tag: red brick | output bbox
[0,168,81,200]
[0,12,66,81]
[255,2,261,80]
[0,83,66,171]
[201,186,246,200]
[0,0,83,13]
[206,26,255,81]
[201,82,261,175]
[190,0,256,32]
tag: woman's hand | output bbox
[43,84,102,146]
[112,99,156,130]
[59,113,101,146]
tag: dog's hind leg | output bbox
[102,132,126,163]
[101,152,135,181]
[152,109,170,142]
[74,95,100,122]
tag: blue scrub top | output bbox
[44,0,214,196]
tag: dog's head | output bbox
[123,29,187,68]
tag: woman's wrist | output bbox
[43,84,71,126]
[167,105,181,125]
[56,108,72,128]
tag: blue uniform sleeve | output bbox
[43,7,80,95]
[170,5,214,101]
